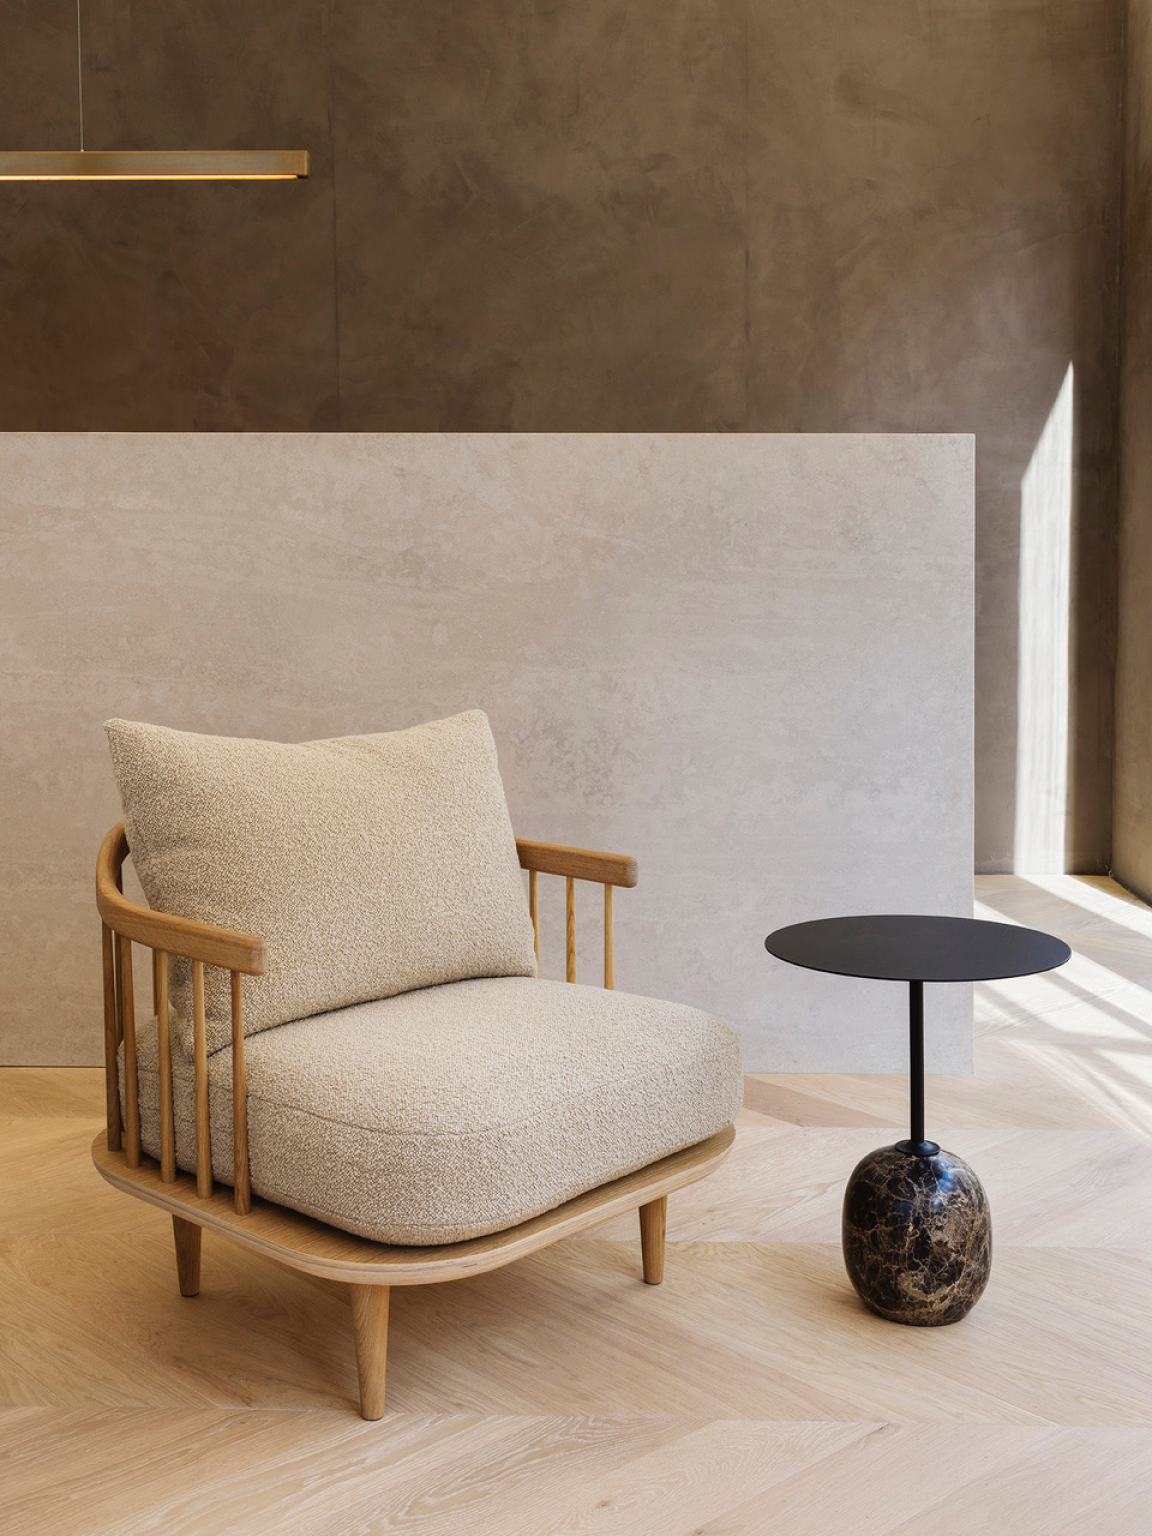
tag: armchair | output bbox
[92,713,741,1418]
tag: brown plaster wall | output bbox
[1115,0,1152,898]
[0,0,1124,872]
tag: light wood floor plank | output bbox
[0,1068,106,1118]
[695,1426,1152,1536]
[883,1426,1152,1536]
[287,1416,712,1536]
[430,1420,872,1536]
[696,1423,1050,1535]
[0,1411,509,1536]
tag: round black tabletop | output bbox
[764,914,1071,983]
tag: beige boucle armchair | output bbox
[93,711,742,1418]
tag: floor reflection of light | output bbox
[974,874,1152,1138]
[1015,365,1075,873]
[1007,873,1152,938]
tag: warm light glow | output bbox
[1014,364,1074,874]
[0,175,301,180]
[0,150,308,181]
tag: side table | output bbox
[764,914,1070,1325]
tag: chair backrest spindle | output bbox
[603,884,614,990]
[118,933,141,1168]
[154,950,176,1183]
[101,923,121,1151]
[566,877,577,983]
[231,971,251,1213]
[529,869,540,976]
[191,959,212,1197]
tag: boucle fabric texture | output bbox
[120,975,744,1245]
[104,711,537,1056]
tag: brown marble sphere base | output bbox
[841,1144,992,1326]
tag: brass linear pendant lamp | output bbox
[0,3,308,181]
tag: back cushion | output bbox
[105,711,537,1055]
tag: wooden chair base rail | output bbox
[92,1125,734,1417]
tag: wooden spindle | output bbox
[529,869,540,976]
[231,971,251,1214]
[566,876,577,983]
[118,934,140,1168]
[604,883,614,990]
[101,923,121,1151]
[113,857,125,1095]
[155,951,175,1183]
[192,960,212,1198]
[113,919,123,1068]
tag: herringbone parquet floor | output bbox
[4,875,1152,1533]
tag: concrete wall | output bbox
[0,1,1122,874]
[0,432,974,1072]
[1115,0,1152,898]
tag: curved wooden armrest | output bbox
[516,838,638,888]
[97,822,267,975]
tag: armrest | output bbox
[516,837,638,888]
[96,822,268,975]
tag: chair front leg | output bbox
[639,1196,667,1284]
[350,1284,391,1419]
[172,1216,202,1297]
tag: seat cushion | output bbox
[105,711,537,1055]
[122,976,744,1244]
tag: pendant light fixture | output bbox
[0,4,308,181]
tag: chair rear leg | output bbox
[350,1284,391,1420]
[639,1195,667,1284]
[172,1216,202,1297]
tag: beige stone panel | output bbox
[0,431,973,1070]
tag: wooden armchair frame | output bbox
[92,822,735,1418]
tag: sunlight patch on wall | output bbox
[1014,364,1074,873]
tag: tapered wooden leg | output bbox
[639,1195,667,1285]
[350,1284,390,1420]
[172,1216,201,1298]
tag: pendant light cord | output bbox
[76,0,85,151]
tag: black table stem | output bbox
[909,979,924,1146]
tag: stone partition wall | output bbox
[0,433,973,1071]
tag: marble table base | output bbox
[841,1144,992,1326]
